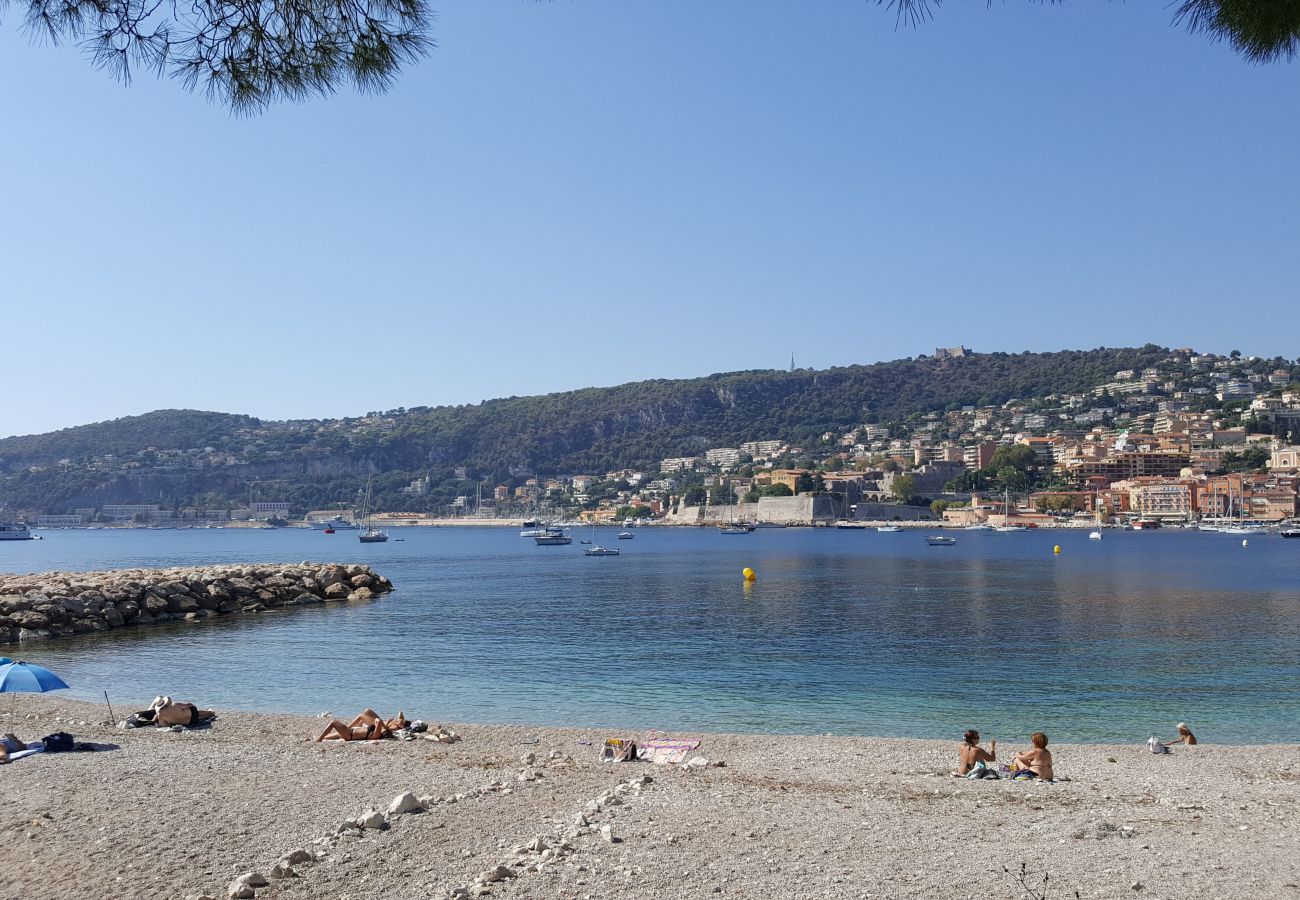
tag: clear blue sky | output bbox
[2,1,1298,438]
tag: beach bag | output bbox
[601,738,638,762]
[1147,736,1169,754]
[41,732,75,753]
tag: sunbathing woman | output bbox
[315,709,408,742]
[955,729,997,775]
[1010,732,1054,780]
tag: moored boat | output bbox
[535,528,572,545]
[926,535,956,546]
[0,522,35,541]
[311,515,358,531]
[583,545,620,556]
[876,525,903,533]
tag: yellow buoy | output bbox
[1053,545,1061,555]
[742,567,756,581]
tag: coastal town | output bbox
[10,348,1300,530]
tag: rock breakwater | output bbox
[0,562,394,645]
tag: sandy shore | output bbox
[1,697,1296,900]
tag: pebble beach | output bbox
[1,697,1296,900]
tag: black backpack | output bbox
[42,732,75,753]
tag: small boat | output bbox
[584,546,620,556]
[926,535,956,546]
[994,525,1027,532]
[719,525,750,535]
[963,524,994,531]
[520,526,551,537]
[323,528,335,534]
[1281,529,1300,539]
[1089,531,1103,540]
[580,539,593,545]
[835,520,866,530]
[1132,519,1162,530]
[617,531,634,539]
[753,522,786,528]
[876,525,903,533]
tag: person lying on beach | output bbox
[1164,722,1197,746]
[955,729,997,776]
[0,733,45,764]
[316,709,408,742]
[148,697,217,728]
[1010,732,1054,780]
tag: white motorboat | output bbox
[1089,531,1103,540]
[1281,529,1300,539]
[535,528,572,545]
[311,515,359,531]
[835,520,867,529]
[584,545,620,556]
[0,523,35,541]
[719,525,751,534]
[617,531,634,539]
[926,535,956,546]
[963,524,994,531]
[994,525,1027,532]
[876,525,903,533]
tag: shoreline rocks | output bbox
[0,562,394,645]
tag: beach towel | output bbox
[639,739,701,765]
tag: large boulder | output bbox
[0,595,31,615]
[9,610,50,630]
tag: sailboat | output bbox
[994,488,1026,532]
[1218,483,1254,534]
[358,476,389,543]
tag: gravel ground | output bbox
[1,697,1296,900]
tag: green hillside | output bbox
[0,346,1179,513]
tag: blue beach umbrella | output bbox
[0,661,70,722]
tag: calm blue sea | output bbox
[2,526,1297,743]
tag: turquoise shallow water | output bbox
[2,526,1298,743]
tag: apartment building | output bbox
[1111,478,1199,520]
[705,448,743,467]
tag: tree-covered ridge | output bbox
[0,410,261,467]
[0,346,1185,513]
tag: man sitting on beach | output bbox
[955,729,997,775]
[316,709,408,742]
[1010,732,1054,780]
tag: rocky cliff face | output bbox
[0,563,394,645]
